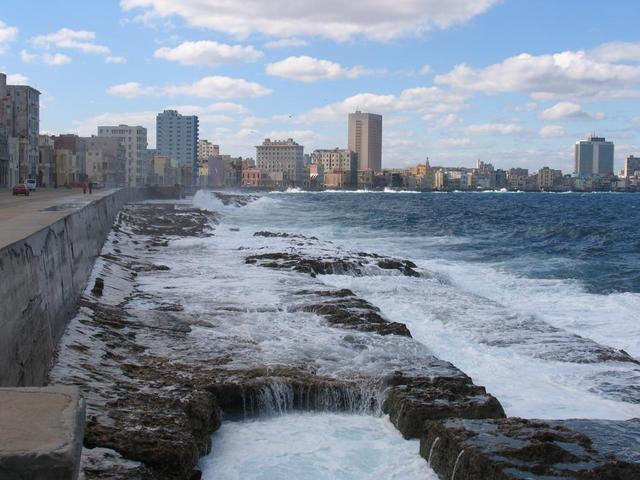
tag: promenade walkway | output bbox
[0,187,117,249]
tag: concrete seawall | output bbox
[0,188,143,387]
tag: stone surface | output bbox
[383,372,506,439]
[420,417,640,479]
[292,288,413,337]
[0,188,144,387]
[0,386,85,480]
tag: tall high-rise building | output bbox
[623,155,640,177]
[574,135,614,177]
[0,72,40,183]
[256,138,304,186]
[348,111,382,172]
[156,110,199,182]
[97,125,148,186]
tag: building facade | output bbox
[97,125,148,186]
[348,110,382,172]
[0,72,40,184]
[537,166,563,190]
[255,138,304,186]
[37,135,55,187]
[156,110,199,183]
[311,148,358,187]
[197,139,219,162]
[85,136,126,187]
[623,155,640,178]
[575,135,614,177]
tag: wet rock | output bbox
[91,277,104,296]
[119,204,217,238]
[420,417,640,480]
[245,251,422,278]
[254,231,318,241]
[377,259,421,277]
[81,447,155,480]
[211,192,258,207]
[293,289,412,337]
[382,372,506,439]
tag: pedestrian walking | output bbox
[83,181,87,194]
[89,182,93,194]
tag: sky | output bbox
[1,0,639,172]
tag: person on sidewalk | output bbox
[89,182,93,194]
[82,181,87,194]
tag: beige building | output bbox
[348,110,382,172]
[311,148,358,186]
[85,136,126,187]
[256,138,304,186]
[198,139,219,162]
[97,125,148,187]
[537,166,562,190]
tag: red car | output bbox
[12,183,30,196]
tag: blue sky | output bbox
[1,0,639,172]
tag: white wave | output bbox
[200,413,435,480]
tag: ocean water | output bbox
[188,190,640,420]
[200,413,435,480]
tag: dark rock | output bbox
[383,372,506,439]
[253,231,318,241]
[211,192,258,207]
[377,259,421,277]
[293,289,411,337]
[245,251,421,278]
[420,417,640,480]
[91,277,105,296]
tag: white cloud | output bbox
[31,28,110,55]
[435,137,470,148]
[70,110,158,145]
[419,65,432,75]
[264,129,320,145]
[120,0,499,41]
[165,102,248,122]
[539,125,566,138]
[106,55,126,64]
[107,82,156,98]
[437,113,460,127]
[20,50,72,66]
[435,48,640,100]
[154,40,262,66]
[465,123,523,135]
[266,55,373,82]
[538,101,604,120]
[164,76,271,99]
[264,38,308,49]
[107,76,271,99]
[6,73,28,84]
[513,102,537,112]
[300,86,468,122]
[590,41,640,63]
[0,20,18,53]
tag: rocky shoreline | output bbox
[50,197,640,479]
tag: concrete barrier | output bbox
[0,188,142,387]
[0,386,85,480]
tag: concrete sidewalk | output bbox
[0,187,118,249]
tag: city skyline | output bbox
[0,1,639,171]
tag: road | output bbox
[0,187,117,249]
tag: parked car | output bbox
[25,179,37,191]
[93,182,105,189]
[12,183,30,196]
